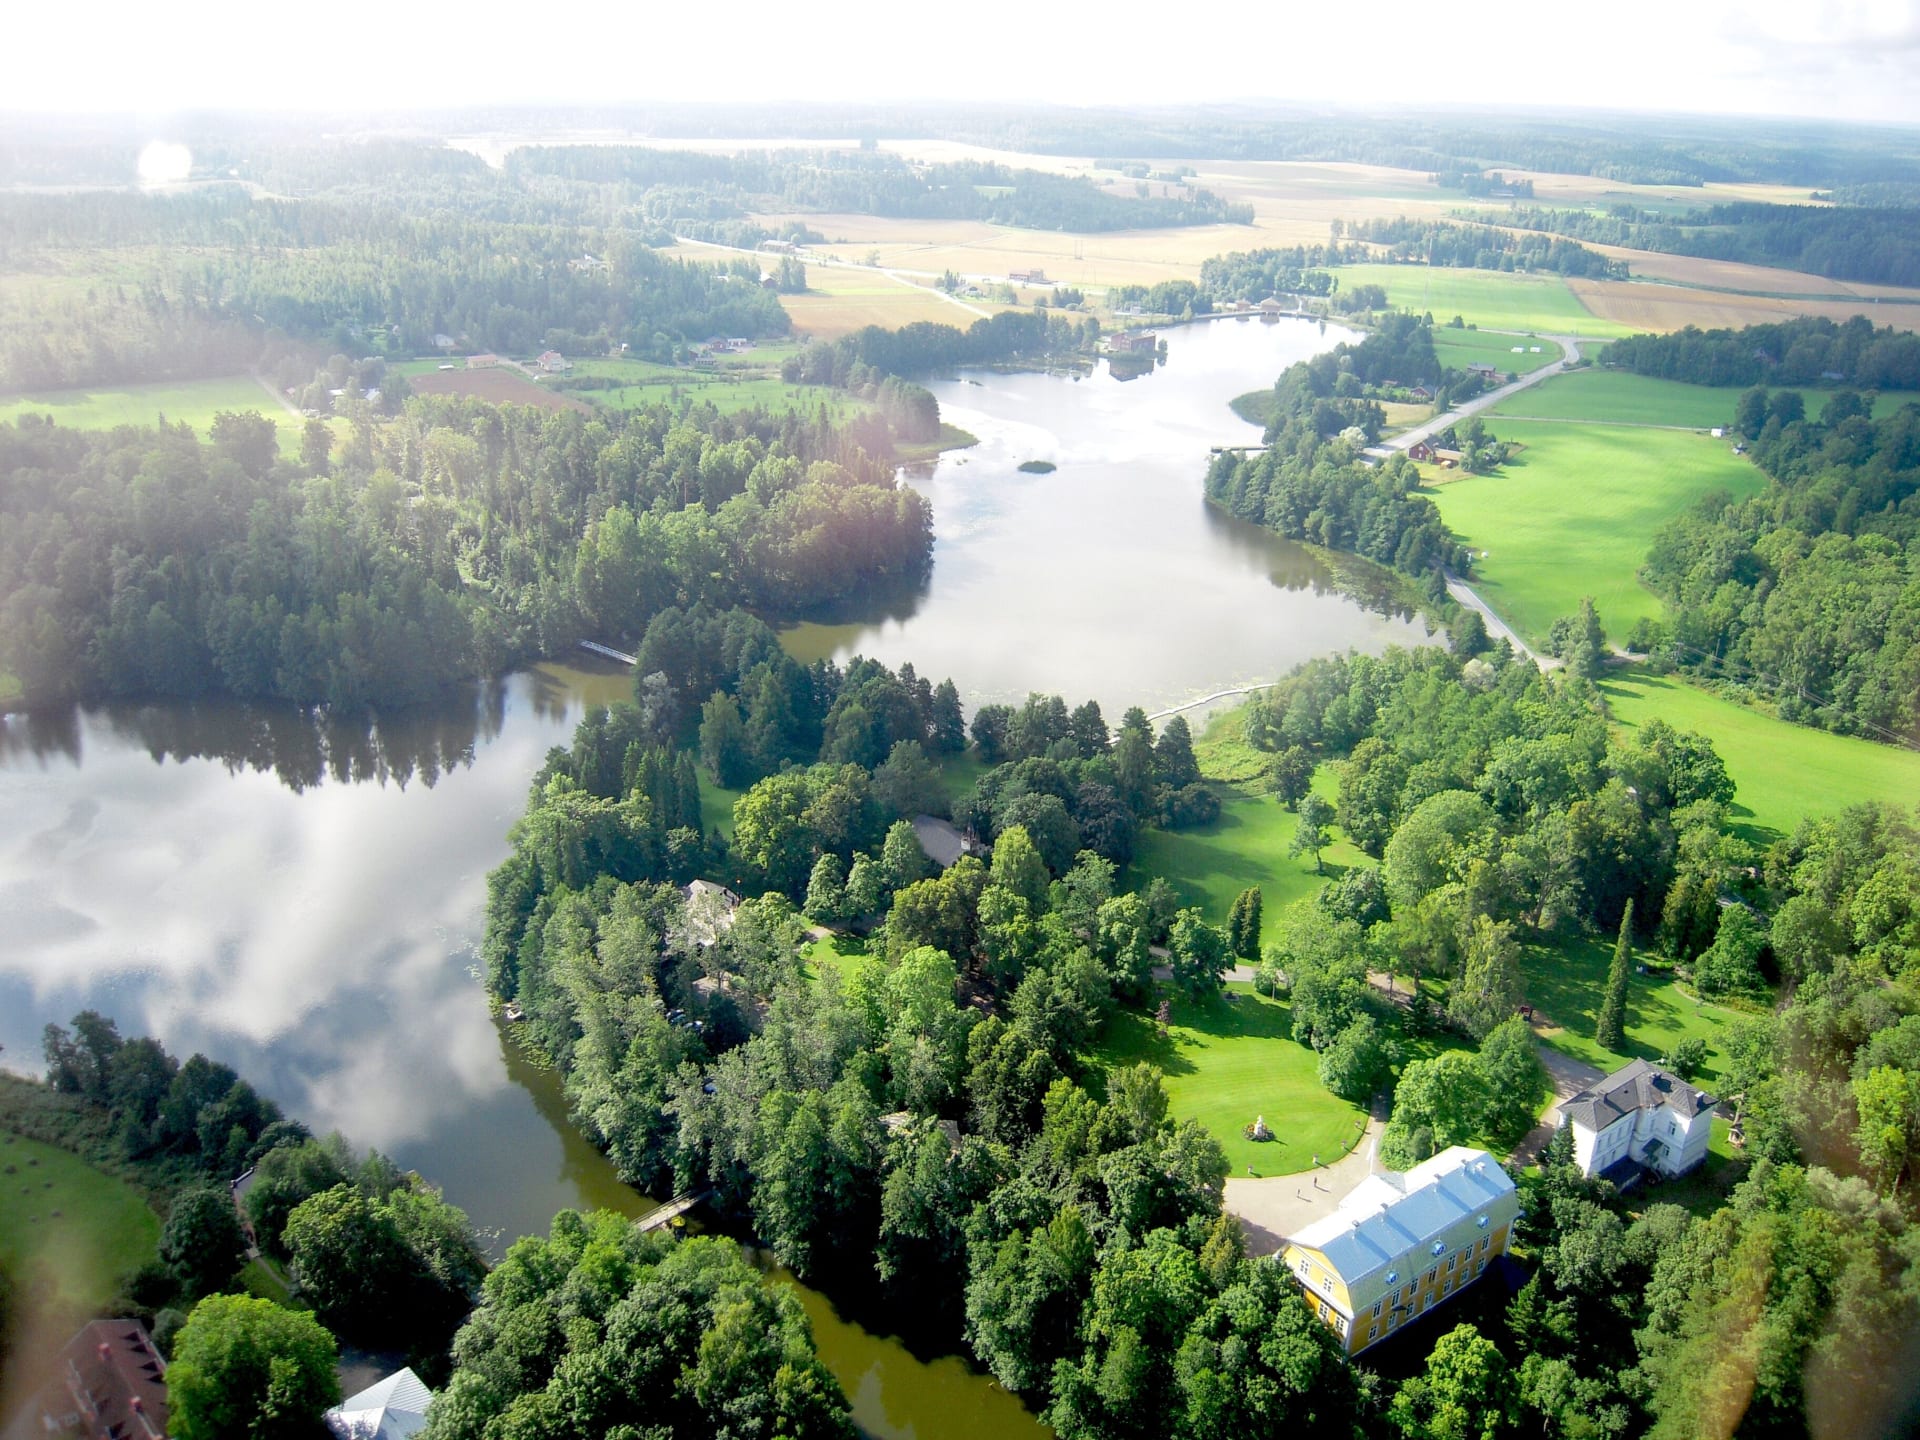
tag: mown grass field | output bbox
[0,374,312,449]
[0,1131,159,1314]
[1331,264,1634,338]
[1499,371,1920,427]
[1431,328,1562,375]
[1602,669,1920,840]
[1096,983,1368,1178]
[1429,421,1764,644]
[1518,936,1747,1091]
[1492,370,1738,426]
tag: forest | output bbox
[0,398,933,709]
[1636,382,1920,740]
[1340,217,1627,278]
[1603,314,1920,391]
[1494,201,1920,288]
[1203,314,1476,584]
[474,624,1920,1438]
[506,146,1257,231]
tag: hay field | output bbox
[1576,243,1920,300]
[780,263,995,339]
[1497,171,1822,209]
[1567,277,1920,334]
[408,367,593,411]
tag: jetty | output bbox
[636,1189,712,1232]
[579,640,637,666]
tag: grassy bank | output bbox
[0,1131,160,1314]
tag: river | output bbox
[0,317,1421,1440]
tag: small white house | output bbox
[1559,1059,1716,1185]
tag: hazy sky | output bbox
[8,0,1920,126]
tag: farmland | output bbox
[1490,370,1741,427]
[1429,421,1764,643]
[1329,263,1632,338]
[1567,276,1920,335]
[781,263,996,339]
[1601,669,1920,840]
[0,374,314,449]
[405,365,592,412]
[1430,328,1562,376]
[563,352,856,418]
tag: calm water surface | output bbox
[0,673,1045,1438]
[0,321,1424,1440]
[783,316,1431,717]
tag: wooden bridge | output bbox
[579,640,637,666]
[636,1189,712,1232]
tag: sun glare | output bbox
[136,140,192,185]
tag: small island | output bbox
[1017,459,1057,473]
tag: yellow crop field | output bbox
[1567,278,1920,334]
[780,264,999,339]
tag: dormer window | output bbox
[1477,1215,1490,1228]
[1431,1241,1445,1255]
[1384,1271,1399,1285]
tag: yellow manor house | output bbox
[1280,1147,1518,1354]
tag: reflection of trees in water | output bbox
[0,683,510,794]
[1199,500,1420,623]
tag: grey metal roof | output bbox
[1290,1147,1517,1309]
[1560,1058,1716,1133]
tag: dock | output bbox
[636,1189,712,1232]
[579,640,637,666]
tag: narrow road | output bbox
[1366,333,1583,459]
[1444,572,1555,669]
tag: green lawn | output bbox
[1491,371,1741,427]
[1096,984,1367,1178]
[1332,264,1634,338]
[1430,422,1765,643]
[801,931,870,983]
[0,375,314,450]
[1495,371,1920,428]
[1431,328,1563,376]
[0,1130,160,1313]
[1129,784,1363,926]
[699,773,742,840]
[1519,937,1747,1092]
[1602,669,1920,840]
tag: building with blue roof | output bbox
[1279,1146,1518,1354]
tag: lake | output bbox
[783,316,1430,720]
[0,316,1422,1440]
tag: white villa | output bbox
[1558,1059,1716,1185]
[1281,1146,1518,1355]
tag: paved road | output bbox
[1366,333,1583,459]
[1445,572,1555,669]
